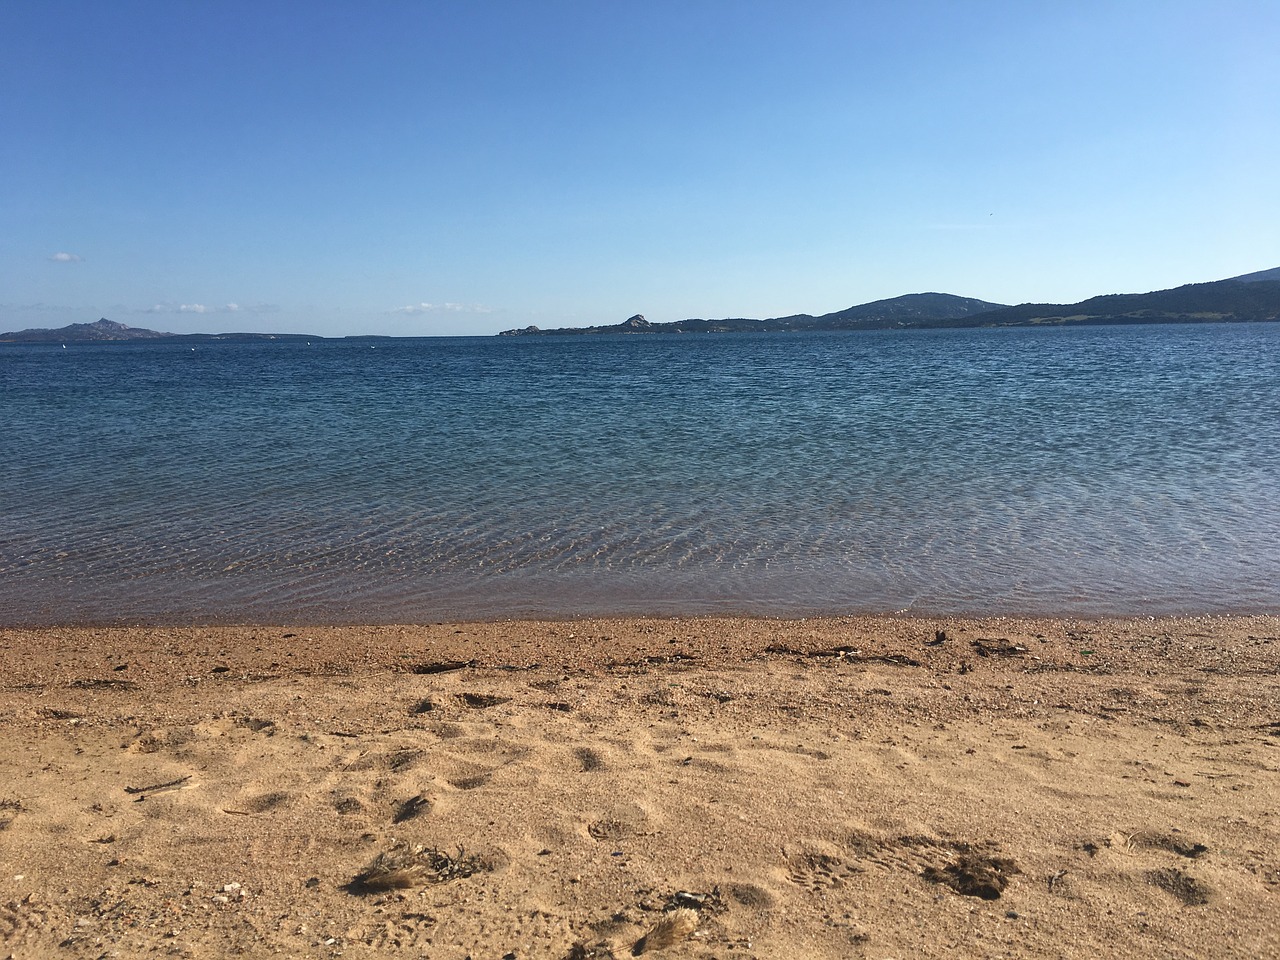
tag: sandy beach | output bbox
[2,614,1278,958]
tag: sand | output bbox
[1,614,1278,958]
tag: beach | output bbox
[2,614,1277,958]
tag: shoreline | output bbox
[3,613,1278,958]
[5,602,1279,632]
[6,610,1279,673]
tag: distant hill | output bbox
[499,270,1280,336]
[812,293,1009,328]
[939,278,1280,328]
[0,318,172,342]
[499,293,1007,336]
[1228,266,1280,284]
[0,318,321,343]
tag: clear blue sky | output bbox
[3,1,1278,336]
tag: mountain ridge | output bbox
[1228,265,1280,284]
[3,267,1277,341]
[934,278,1280,328]
[500,269,1280,336]
[499,293,1009,336]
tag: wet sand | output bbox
[2,614,1278,958]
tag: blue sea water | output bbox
[3,324,1279,624]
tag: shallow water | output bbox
[3,324,1279,623]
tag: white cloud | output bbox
[144,301,269,315]
[49,252,83,262]
[391,301,492,315]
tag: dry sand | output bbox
[1,614,1278,958]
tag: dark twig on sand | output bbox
[124,775,192,796]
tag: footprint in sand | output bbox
[460,692,511,709]
[587,803,654,842]
[725,883,778,910]
[841,829,950,873]
[425,752,495,792]
[448,772,492,791]
[0,798,24,831]
[236,790,292,813]
[344,747,427,773]
[1146,867,1211,905]
[1128,830,1209,859]
[393,793,433,823]
[126,725,197,754]
[1096,830,1213,906]
[587,819,626,842]
[355,912,437,950]
[433,736,532,790]
[921,853,1020,900]
[192,716,277,739]
[0,894,50,945]
[786,851,863,890]
[836,829,1021,900]
[333,794,366,814]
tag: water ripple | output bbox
[3,325,1280,623]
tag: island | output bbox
[0,318,325,343]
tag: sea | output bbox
[3,323,1279,625]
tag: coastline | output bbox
[3,613,1278,958]
[5,610,1279,673]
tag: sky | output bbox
[3,1,1278,337]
